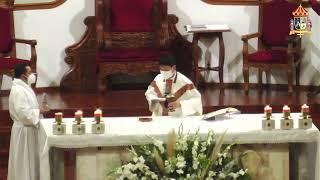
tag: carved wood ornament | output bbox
[61,0,195,92]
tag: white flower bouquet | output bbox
[109,127,250,180]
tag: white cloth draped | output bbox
[39,114,320,180]
[7,79,40,180]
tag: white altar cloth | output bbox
[39,114,320,180]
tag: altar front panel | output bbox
[39,114,320,180]
[51,143,308,180]
[72,144,290,180]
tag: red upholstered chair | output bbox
[96,0,170,91]
[61,0,192,92]
[241,0,301,93]
[309,0,320,15]
[0,2,37,88]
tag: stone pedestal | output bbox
[262,119,275,130]
[92,123,105,134]
[53,124,66,135]
[72,124,86,135]
[281,119,293,130]
[298,117,312,129]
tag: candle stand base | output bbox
[72,124,86,135]
[92,123,105,134]
[280,119,293,130]
[298,117,312,129]
[53,124,66,135]
[262,119,275,130]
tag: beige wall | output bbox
[2,0,319,89]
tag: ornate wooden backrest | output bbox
[0,0,14,55]
[0,0,14,8]
[259,0,298,48]
[96,0,168,50]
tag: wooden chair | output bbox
[61,0,193,92]
[0,1,37,88]
[241,0,301,94]
[309,0,320,16]
[96,0,177,91]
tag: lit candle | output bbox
[301,104,309,118]
[264,105,272,113]
[55,112,63,125]
[283,105,290,119]
[264,105,272,120]
[75,110,83,118]
[55,112,63,119]
[94,109,102,124]
[301,104,309,113]
[75,110,83,124]
[283,105,290,113]
[94,109,102,117]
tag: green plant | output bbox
[109,127,250,180]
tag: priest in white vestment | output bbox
[7,64,49,180]
[145,55,202,116]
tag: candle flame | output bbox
[55,112,63,116]
[94,109,102,114]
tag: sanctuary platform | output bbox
[1,86,320,179]
[1,87,320,118]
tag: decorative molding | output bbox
[13,0,66,10]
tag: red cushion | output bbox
[309,0,320,16]
[248,50,288,64]
[262,0,298,46]
[110,0,153,32]
[0,8,12,53]
[97,48,169,62]
[0,57,30,70]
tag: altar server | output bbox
[145,55,202,116]
[7,64,49,180]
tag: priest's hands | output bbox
[168,101,181,112]
[149,98,164,111]
[151,98,166,104]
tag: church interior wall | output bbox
[2,0,319,89]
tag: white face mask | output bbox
[27,73,36,85]
[160,70,173,80]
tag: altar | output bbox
[39,114,320,180]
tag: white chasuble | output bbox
[145,72,203,117]
[7,79,40,180]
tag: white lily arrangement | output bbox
[109,127,250,180]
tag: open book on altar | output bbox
[202,107,241,120]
